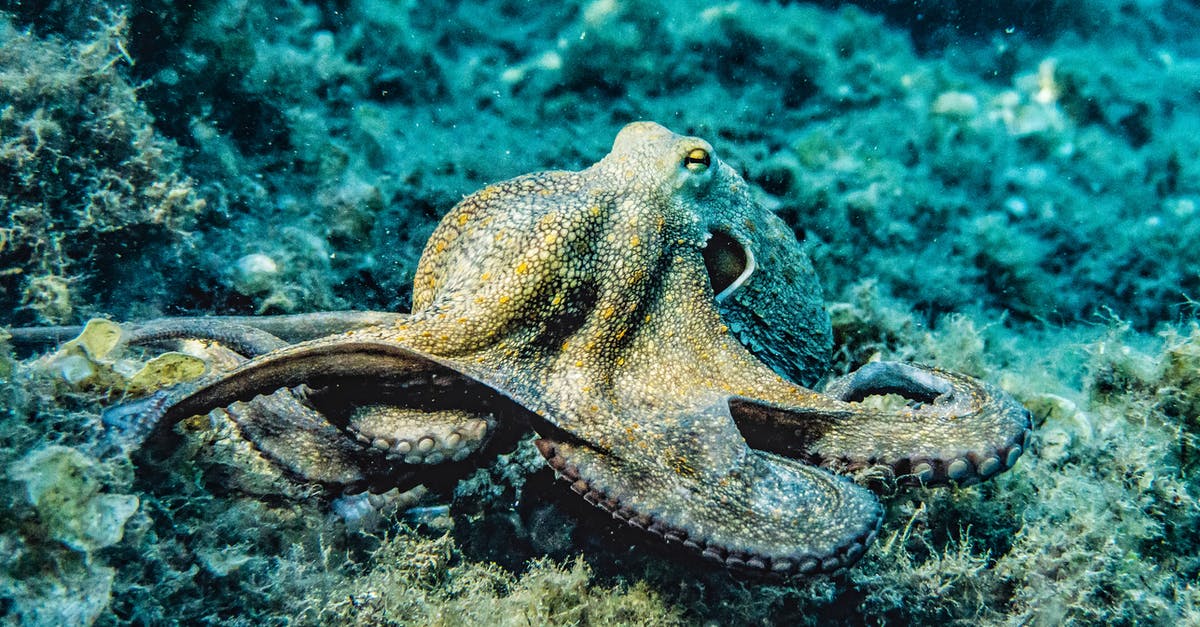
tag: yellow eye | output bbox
[683,148,711,173]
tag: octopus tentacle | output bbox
[8,318,288,357]
[121,318,291,356]
[71,316,504,484]
[346,405,494,465]
[102,336,460,445]
[215,389,409,490]
[818,362,1032,485]
[60,318,409,486]
[8,324,95,349]
[535,431,881,576]
[169,311,406,343]
[8,312,403,354]
[730,362,1032,487]
[101,329,526,476]
[528,390,885,574]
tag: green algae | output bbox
[0,14,205,325]
[1,0,1199,624]
[837,314,1200,624]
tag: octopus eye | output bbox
[683,148,711,173]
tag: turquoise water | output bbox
[1,1,1198,624]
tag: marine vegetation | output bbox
[2,0,1199,625]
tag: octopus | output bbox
[12,121,1031,577]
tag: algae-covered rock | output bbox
[8,446,138,553]
[1,555,117,627]
[38,318,207,396]
[0,441,131,627]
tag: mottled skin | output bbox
[11,122,1031,576]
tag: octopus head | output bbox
[597,121,833,386]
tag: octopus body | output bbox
[14,122,1031,577]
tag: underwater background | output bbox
[1,0,1199,624]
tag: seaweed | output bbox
[0,12,204,324]
[2,0,1199,624]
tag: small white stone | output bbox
[232,253,280,295]
[931,91,979,119]
[1038,427,1072,465]
[57,354,95,385]
[1166,197,1196,218]
[534,51,562,71]
[1004,196,1029,218]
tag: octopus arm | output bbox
[102,331,476,446]
[6,312,404,357]
[534,430,881,577]
[215,389,417,490]
[729,362,1033,487]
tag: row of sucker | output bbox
[536,439,880,578]
[331,485,429,531]
[349,406,492,465]
[819,424,1033,488]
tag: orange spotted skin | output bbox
[74,122,1031,576]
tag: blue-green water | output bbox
[1,1,1198,624]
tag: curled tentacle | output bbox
[731,362,1032,487]
[818,362,1032,485]
[215,387,409,490]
